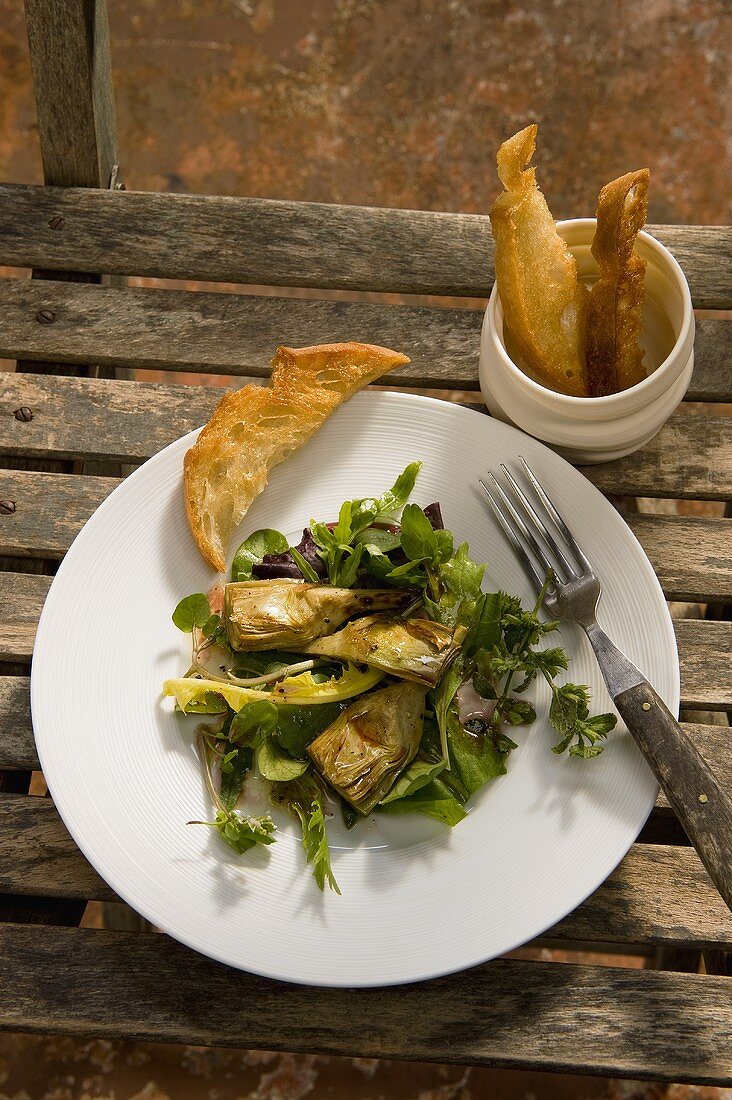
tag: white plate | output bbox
[31,391,677,987]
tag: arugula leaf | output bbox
[498,697,537,726]
[379,756,446,804]
[172,593,211,633]
[355,528,401,554]
[378,778,467,826]
[371,461,422,519]
[274,702,343,758]
[219,746,253,811]
[434,661,463,765]
[400,503,438,562]
[289,544,320,582]
[229,699,278,747]
[256,739,310,782]
[273,776,340,893]
[201,809,276,855]
[426,542,486,626]
[463,591,502,658]
[231,529,289,582]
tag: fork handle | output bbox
[585,624,732,912]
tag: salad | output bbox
[163,462,615,894]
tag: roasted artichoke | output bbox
[307,681,426,813]
[224,579,411,651]
[301,615,458,687]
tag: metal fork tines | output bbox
[478,457,599,623]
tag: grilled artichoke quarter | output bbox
[308,681,427,814]
[224,579,411,652]
[301,615,458,687]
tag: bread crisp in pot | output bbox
[184,342,410,572]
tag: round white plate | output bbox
[32,391,678,987]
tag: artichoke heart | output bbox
[302,615,458,687]
[308,681,427,814]
[224,579,411,651]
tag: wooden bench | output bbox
[0,0,730,1087]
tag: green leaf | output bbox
[196,809,276,855]
[463,591,502,657]
[275,702,343,758]
[219,746,253,811]
[447,711,508,798]
[372,461,422,519]
[172,593,211,633]
[274,776,340,893]
[256,739,310,782]
[379,756,446,804]
[499,697,537,726]
[356,528,402,553]
[435,661,463,765]
[378,778,467,826]
[229,699,279,746]
[231,529,289,582]
[289,545,320,582]
[400,503,438,562]
[201,613,222,638]
[429,542,486,626]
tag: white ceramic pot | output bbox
[479,218,695,464]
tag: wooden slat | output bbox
[689,317,732,403]
[0,677,35,770]
[0,471,120,559]
[577,414,732,500]
[24,0,118,190]
[1,792,729,949]
[0,185,729,307]
[0,279,728,398]
[1,923,730,1082]
[0,573,51,662]
[0,471,728,602]
[2,374,731,501]
[0,278,481,390]
[623,514,732,603]
[676,620,732,710]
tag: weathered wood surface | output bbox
[0,470,728,602]
[0,278,728,397]
[0,574,728,704]
[0,185,729,307]
[24,0,118,189]
[0,278,481,389]
[1,923,730,1082]
[0,677,35,770]
[2,793,730,948]
[0,471,120,559]
[2,374,731,501]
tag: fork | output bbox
[480,456,732,912]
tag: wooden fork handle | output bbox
[613,679,732,912]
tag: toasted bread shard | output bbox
[586,169,650,396]
[184,342,410,572]
[490,124,589,396]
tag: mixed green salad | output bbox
[163,462,616,894]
